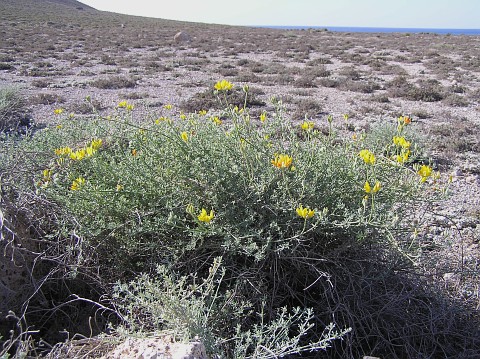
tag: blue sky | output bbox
[80,0,480,29]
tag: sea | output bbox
[255,26,480,35]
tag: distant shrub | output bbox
[0,63,14,70]
[30,92,65,105]
[91,76,137,89]
[387,76,445,102]
[181,84,264,112]
[292,98,323,119]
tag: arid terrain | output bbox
[1,0,480,357]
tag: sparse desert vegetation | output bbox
[1,0,480,358]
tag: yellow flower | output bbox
[55,146,73,156]
[90,138,103,150]
[393,136,411,149]
[181,131,189,142]
[54,108,64,115]
[56,125,63,129]
[180,113,187,120]
[198,208,214,223]
[86,146,96,157]
[271,154,293,169]
[210,116,222,125]
[163,104,173,110]
[359,149,376,165]
[343,114,349,121]
[42,169,52,181]
[126,104,134,111]
[117,101,127,108]
[300,121,315,131]
[198,110,207,116]
[364,181,381,194]
[418,165,433,182]
[296,205,315,219]
[70,148,86,161]
[395,149,410,164]
[214,79,234,91]
[155,116,171,124]
[70,177,85,191]
[260,112,267,123]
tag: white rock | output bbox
[102,337,208,359]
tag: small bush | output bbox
[91,76,137,89]
[387,76,445,102]
[442,93,469,107]
[0,63,14,70]
[292,98,323,119]
[181,84,265,112]
[0,86,28,132]
[113,257,349,357]
[30,92,66,105]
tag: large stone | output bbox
[174,31,191,43]
[101,337,208,359]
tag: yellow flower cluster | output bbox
[54,108,64,115]
[392,136,411,163]
[210,116,222,125]
[359,149,376,165]
[417,165,433,183]
[55,138,103,161]
[364,181,381,194]
[296,205,315,219]
[214,79,234,91]
[392,136,411,149]
[181,131,189,142]
[70,177,85,191]
[55,146,73,156]
[300,121,315,131]
[260,112,267,123]
[394,152,410,164]
[198,208,215,223]
[155,116,171,124]
[271,154,293,169]
[118,101,134,111]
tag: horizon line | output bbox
[251,25,480,31]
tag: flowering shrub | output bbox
[26,83,444,271]
[1,82,448,358]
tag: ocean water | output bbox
[256,26,480,35]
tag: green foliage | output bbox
[2,87,442,278]
[112,257,350,357]
[0,86,26,132]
